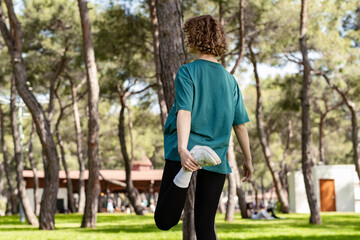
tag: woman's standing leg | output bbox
[194,169,226,240]
[154,160,189,230]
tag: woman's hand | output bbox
[242,160,254,182]
[179,148,201,172]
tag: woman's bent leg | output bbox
[194,169,226,240]
[154,160,189,230]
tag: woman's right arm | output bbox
[177,110,200,172]
[233,123,254,182]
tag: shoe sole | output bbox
[190,145,221,167]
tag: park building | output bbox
[287,164,360,213]
[22,155,163,213]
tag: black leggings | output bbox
[154,160,226,240]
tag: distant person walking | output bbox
[154,15,254,240]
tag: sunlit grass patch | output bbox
[0,212,359,240]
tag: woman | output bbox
[154,15,254,239]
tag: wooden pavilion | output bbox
[22,155,163,212]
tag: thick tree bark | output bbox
[10,77,39,226]
[217,191,226,213]
[68,74,86,214]
[1,0,60,229]
[155,0,187,111]
[78,0,101,228]
[182,172,197,240]
[156,1,195,237]
[117,89,145,215]
[0,103,18,215]
[148,0,168,129]
[42,50,68,205]
[299,0,321,224]
[249,42,290,213]
[28,122,40,216]
[54,89,76,213]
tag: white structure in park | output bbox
[287,164,360,213]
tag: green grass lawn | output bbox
[0,212,359,240]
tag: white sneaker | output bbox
[190,145,221,167]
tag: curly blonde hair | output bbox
[183,15,228,57]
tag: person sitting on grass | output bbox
[265,203,280,219]
[247,202,280,220]
[154,14,254,240]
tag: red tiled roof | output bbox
[23,169,163,181]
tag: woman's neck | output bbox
[196,52,219,64]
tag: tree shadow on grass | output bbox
[216,219,360,232]
[74,222,180,234]
[1,213,359,239]
[220,235,360,240]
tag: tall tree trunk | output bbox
[68,74,86,214]
[318,113,326,164]
[230,0,246,75]
[155,0,187,111]
[219,2,243,221]
[232,152,249,219]
[217,191,226,213]
[155,0,194,238]
[28,122,40,216]
[47,56,67,134]
[219,0,226,66]
[1,0,60,229]
[280,120,292,189]
[10,77,39,226]
[182,172,197,240]
[42,51,68,197]
[339,95,359,180]
[219,3,235,221]
[0,104,18,215]
[249,42,290,213]
[250,181,259,211]
[225,136,237,222]
[223,0,249,219]
[78,0,101,228]
[54,89,76,213]
[315,96,343,165]
[117,90,145,215]
[0,161,3,196]
[261,176,265,204]
[314,72,360,183]
[148,0,168,129]
[299,0,321,224]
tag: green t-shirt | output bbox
[164,59,249,174]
